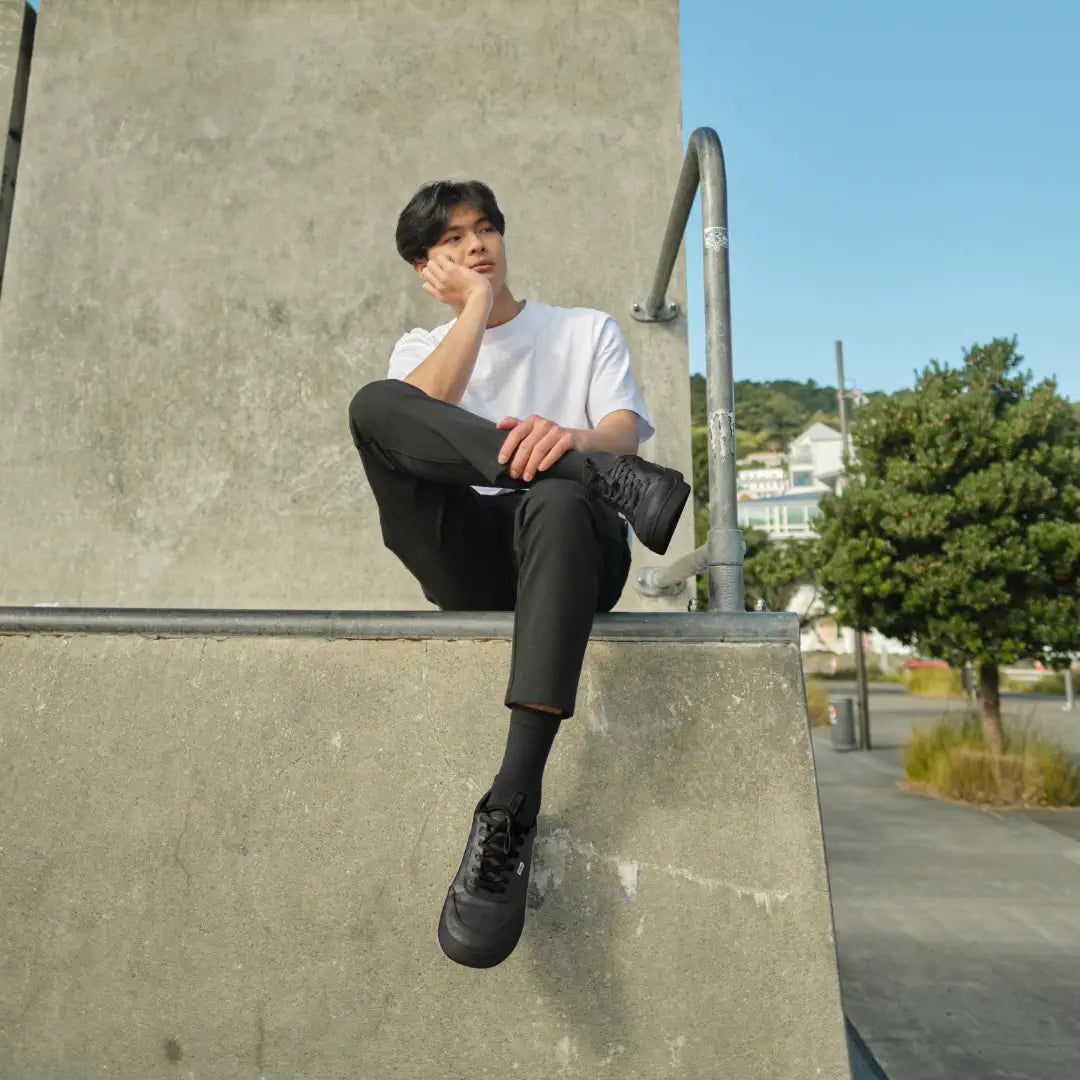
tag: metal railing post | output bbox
[697,133,743,611]
[631,128,744,611]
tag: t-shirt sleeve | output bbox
[387,328,437,381]
[586,315,655,442]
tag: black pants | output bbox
[348,379,631,717]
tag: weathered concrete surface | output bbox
[0,0,28,283]
[0,1,24,140]
[0,0,692,609]
[0,634,848,1079]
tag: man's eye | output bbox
[445,235,461,243]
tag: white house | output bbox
[735,421,847,540]
[737,490,821,540]
[737,465,788,501]
[787,421,844,494]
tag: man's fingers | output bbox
[533,432,575,478]
[498,420,532,466]
[496,417,520,431]
[511,422,553,478]
[525,430,572,480]
[521,429,562,481]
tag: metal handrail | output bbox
[630,127,744,612]
[0,607,799,644]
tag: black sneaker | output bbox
[587,454,690,555]
[437,791,536,969]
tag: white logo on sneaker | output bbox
[517,862,525,876]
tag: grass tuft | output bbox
[903,717,1080,807]
[902,666,965,698]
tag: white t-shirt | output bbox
[387,300,654,494]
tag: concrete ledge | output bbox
[0,631,846,1079]
[0,606,800,644]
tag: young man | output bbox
[348,181,689,969]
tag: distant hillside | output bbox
[689,374,844,456]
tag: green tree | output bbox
[816,339,1080,752]
[692,510,819,619]
[744,535,821,624]
[689,373,842,456]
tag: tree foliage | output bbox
[744,534,820,623]
[690,374,842,452]
[815,339,1080,743]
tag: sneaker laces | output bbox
[467,798,526,895]
[589,456,648,516]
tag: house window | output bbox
[787,506,807,525]
[792,471,814,488]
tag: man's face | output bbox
[415,204,507,295]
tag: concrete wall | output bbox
[0,1,22,101]
[0,0,28,288]
[0,0,693,610]
[0,631,849,1079]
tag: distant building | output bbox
[739,450,785,469]
[737,465,788,501]
[735,421,847,540]
[787,421,844,494]
[737,490,822,540]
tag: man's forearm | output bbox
[571,422,640,457]
[403,291,491,403]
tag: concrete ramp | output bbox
[0,612,849,1079]
[0,0,692,610]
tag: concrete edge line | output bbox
[0,606,799,644]
[845,1016,891,1080]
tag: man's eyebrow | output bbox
[440,216,490,237]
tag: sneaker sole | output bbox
[635,476,691,555]
[437,906,519,969]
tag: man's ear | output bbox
[413,258,428,276]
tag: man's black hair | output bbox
[395,181,506,265]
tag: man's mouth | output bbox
[471,263,495,273]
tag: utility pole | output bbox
[836,340,871,750]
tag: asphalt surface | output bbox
[816,683,1080,1080]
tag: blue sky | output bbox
[680,0,1078,399]
[24,0,1074,399]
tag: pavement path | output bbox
[815,684,1080,1079]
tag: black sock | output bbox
[489,706,562,823]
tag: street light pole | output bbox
[836,340,871,751]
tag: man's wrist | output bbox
[463,284,494,312]
[570,427,595,452]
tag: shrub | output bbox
[903,716,1080,807]
[819,666,904,684]
[1002,671,1071,695]
[1031,672,1068,695]
[902,666,964,698]
[804,677,829,727]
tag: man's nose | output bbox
[467,232,487,253]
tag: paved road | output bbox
[824,679,1080,758]
[815,684,1080,1079]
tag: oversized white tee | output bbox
[386,300,654,495]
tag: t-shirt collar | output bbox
[481,298,535,344]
